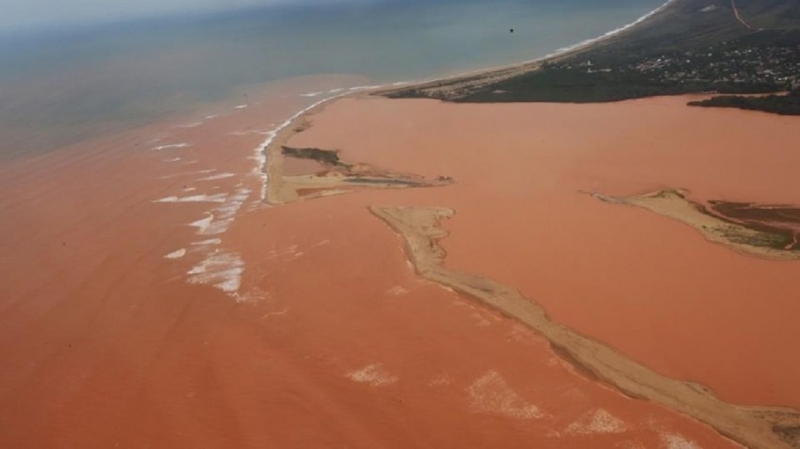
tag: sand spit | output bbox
[289,96,800,408]
[155,194,228,203]
[273,145,452,203]
[264,105,452,204]
[250,85,381,202]
[369,205,800,449]
[593,190,800,260]
[214,187,744,449]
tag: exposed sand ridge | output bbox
[250,85,382,203]
[372,0,679,100]
[262,97,453,205]
[592,189,800,260]
[368,205,800,449]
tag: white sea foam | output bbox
[155,194,228,203]
[552,0,676,55]
[179,186,252,296]
[164,248,187,259]
[185,187,251,235]
[348,85,381,90]
[235,104,249,109]
[191,213,221,234]
[208,188,250,234]
[661,434,701,449]
[164,157,181,162]
[390,0,677,89]
[198,173,235,181]
[187,250,245,294]
[176,121,203,128]
[229,129,270,136]
[204,114,220,120]
[468,371,543,419]
[152,143,191,151]
[159,169,216,180]
[192,238,222,246]
[347,364,398,386]
[300,86,361,98]
[251,87,376,202]
[565,409,628,435]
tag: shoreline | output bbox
[250,0,680,204]
[250,85,380,202]
[368,205,798,449]
[3,2,799,448]
[370,0,679,97]
[258,90,800,449]
[279,94,800,447]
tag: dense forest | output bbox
[386,0,800,115]
[688,89,800,115]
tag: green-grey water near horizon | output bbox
[0,0,664,159]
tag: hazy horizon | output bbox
[0,0,376,34]
[0,0,665,159]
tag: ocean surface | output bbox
[0,0,664,159]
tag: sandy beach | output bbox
[1,70,799,449]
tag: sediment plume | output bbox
[369,205,800,449]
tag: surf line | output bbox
[369,205,800,449]
[251,85,382,203]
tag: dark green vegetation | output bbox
[386,0,800,115]
[345,178,420,186]
[688,89,800,115]
[702,199,800,250]
[458,31,800,104]
[281,146,346,167]
[774,425,800,449]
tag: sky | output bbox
[1,0,359,32]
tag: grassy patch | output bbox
[281,146,346,167]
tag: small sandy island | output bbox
[278,94,800,449]
[593,189,800,259]
[263,107,452,204]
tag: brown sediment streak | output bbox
[592,189,800,260]
[265,99,452,205]
[368,205,800,449]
